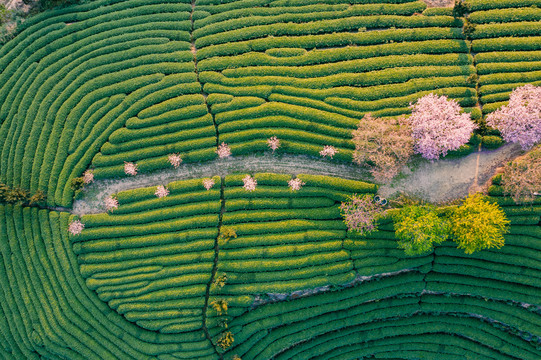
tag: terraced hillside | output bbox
[0,0,540,359]
[1,174,540,359]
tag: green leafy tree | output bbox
[451,193,510,254]
[394,205,451,256]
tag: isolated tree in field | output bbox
[501,145,541,204]
[320,145,338,159]
[216,142,232,158]
[352,114,414,183]
[451,193,509,254]
[486,84,541,150]
[155,185,169,198]
[82,170,94,184]
[202,178,215,190]
[68,220,84,235]
[105,196,119,212]
[288,177,305,191]
[408,94,477,160]
[216,331,234,350]
[168,153,182,168]
[267,136,280,153]
[124,161,138,176]
[340,194,384,235]
[242,175,257,192]
[394,205,451,256]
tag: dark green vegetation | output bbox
[1,174,540,359]
[0,0,539,358]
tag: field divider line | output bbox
[189,0,219,149]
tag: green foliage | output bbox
[394,205,451,256]
[70,177,85,192]
[453,0,469,18]
[481,135,504,149]
[450,193,510,254]
[463,19,477,39]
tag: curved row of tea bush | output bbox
[0,0,217,208]
[466,0,541,114]
[0,204,218,359]
[73,176,222,334]
[191,0,479,161]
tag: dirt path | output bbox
[379,143,523,204]
[73,144,523,215]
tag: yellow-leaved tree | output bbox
[451,193,510,254]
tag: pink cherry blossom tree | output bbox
[408,94,477,160]
[242,175,257,192]
[155,185,169,198]
[267,136,280,153]
[352,114,414,183]
[124,162,138,176]
[68,220,85,235]
[288,177,305,191]
[216,142,232,158]
[340,194,384,235]
[105,196,119,212]
[320,145,338,159]
[486,84,541,150]
[203,178,215,190]
[83,170,94,184]
[168,153,182,168]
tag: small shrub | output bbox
[481,135,504,149]
[216,331,234,350]
[70,177,85,192]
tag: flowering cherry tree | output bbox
[242,175,257,192]
[216,142,232,158]
[83,170,94,184]
[340,194,384,235]
[124,162,138,176]
[68,220,85,235]
[105,196,119,212]
[408,94,477,160]
[203,178,215,190]
[320,145,338,159]
[486,84,541,150]
[267,136,280,153]
[352,114,414,183]
[155,185,169,198]
[288,177,305,191]
[168,153,182,168]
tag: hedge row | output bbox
[220,52,471,78]
[195,16,462,49]
[194,2,427,39]
[465,0,541,12]
[199,39,469,67]
[468,8,541,24]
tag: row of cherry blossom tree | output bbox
[69,175,307,235]
[353,84,540,183]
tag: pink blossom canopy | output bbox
[288,178,305,191]
[408,94,477,160]
[155,185,169,198]
[486,84,541,150]
[242,175,257,192]
[105,196,119,212]
[68,220,85,235]
[124,162,138,176]
[168,153,182,168]
[340,194,384,235]
[216,142,232,158]
[203,178,215,190]
[320,145,338,159]
[267,136,280,153]
[83,170,94,184]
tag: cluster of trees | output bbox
[342,192,510,255]
[352,85,540,184]
[0,183,46,206]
